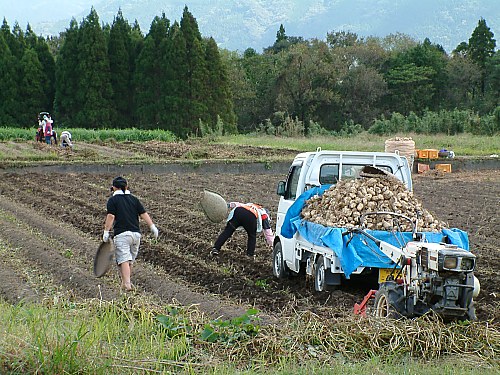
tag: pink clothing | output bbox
[44,123,52,137]
[262,228,274,246]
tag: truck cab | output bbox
[273,148,413,285]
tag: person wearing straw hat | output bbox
[103,176,159,291]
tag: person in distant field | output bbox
[47,115,57,144]
[211,202,274,258]
[103,176,159,291]
[60,130,73,148]
[36,117,44,142]
[43,116,52,144]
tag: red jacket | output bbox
[44,123,52,137]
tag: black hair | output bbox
[112,176,128,191]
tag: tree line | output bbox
[0,7,498,138]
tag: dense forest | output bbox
[0,6,498,138]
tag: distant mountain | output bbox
[3,0,499,53]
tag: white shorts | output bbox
[113,231,141,265]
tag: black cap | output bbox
[112,176,127,189]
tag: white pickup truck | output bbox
[273,148,413,291]
[272,148,479,320]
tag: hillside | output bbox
[3,0,499,53]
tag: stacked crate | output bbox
[415,149,451,173]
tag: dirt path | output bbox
[0,168,498,322]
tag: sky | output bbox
[1,1,97,26]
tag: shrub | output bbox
[368,109,493,136]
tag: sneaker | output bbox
[210,247,219,256]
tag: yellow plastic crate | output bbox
[417,149,439,159]
[427,149,439,159]
[417,163,430,174]
[435,163,452,173]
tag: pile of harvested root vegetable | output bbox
[301,174,447,232]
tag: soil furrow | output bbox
[0,167,498,322]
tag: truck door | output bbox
[276,163,303,270]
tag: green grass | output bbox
[218,133,500,157]
[0,127,176,142]
[1,297,499,374]
[0,127,498,157]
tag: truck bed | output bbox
[280,187,470,278]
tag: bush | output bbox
[256,113,306,137]
[307,120,332,136]
[368,109,493,136]
[334,120,364,136]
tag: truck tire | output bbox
[273,242,289,279]
[314,255,330,292]
[373,282,404,319]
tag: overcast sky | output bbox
[1,1,99,23]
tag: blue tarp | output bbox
[281,187,470,278]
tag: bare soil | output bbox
[0,145,498,323]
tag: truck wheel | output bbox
[273,242,289,279]
[373,282,403,319]
[314,255,329,292]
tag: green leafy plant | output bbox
[200,308,260,343]
[156,307,193,338]
[255,279,269,290]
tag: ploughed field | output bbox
[0,163,498,322]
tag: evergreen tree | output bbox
[129,20,144,124]
[468,18,496,94]
[24,24,37,49]
[54,19,80,124]
[384,63,435,115]
[180,6,208,135]
[401,39,448,110]
[276,24,287,42]
[453,42,469,57]
[76,8,114,128]
[1,20,24,59]
[204,37,237,133]
[0,33,18,125]
[483,51,500,111]
[18,48,45,125]
[109,9,133,127]
[134,14,170,128]
[382,39,447,113]
[162,21,190,137]
[265,24,304,54]
[24,26,56,114]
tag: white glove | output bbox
[102,230,110,242]
[150,224,159,239]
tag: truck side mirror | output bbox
[276,181,286,196]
